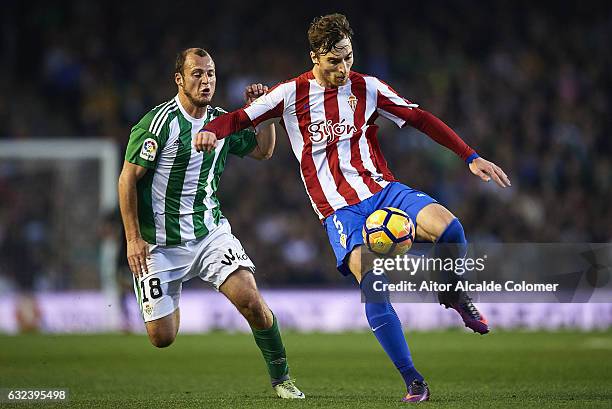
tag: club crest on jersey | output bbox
[140,138,158,161]
[308,119,357,144]
[144,303,153,316]
[347,94,358,112]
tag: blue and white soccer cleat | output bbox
[273,379,305,399]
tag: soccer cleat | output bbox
[273,379,305,399]
[402,380,430,403]
[439,289,489,334]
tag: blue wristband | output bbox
[465,153,479,164]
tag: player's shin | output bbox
[250,312,290,385]
[434,217,467,302]
[360,271,424,389]
[434,218,489,334]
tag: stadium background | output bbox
[0,1,611,325]
[1,2,611,407]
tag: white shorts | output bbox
[133,219,255,322]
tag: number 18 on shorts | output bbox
[133,219,255,321]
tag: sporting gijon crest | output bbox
[347,94,358,112]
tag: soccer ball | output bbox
[362,207,415,256]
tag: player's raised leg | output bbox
[415,203,489,334]
[347,247,430,403]
[220,268,304,399]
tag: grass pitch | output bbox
[1,330,611,408]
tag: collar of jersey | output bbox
[174,95,209,123]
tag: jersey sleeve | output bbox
[370,77,476,161]
[204,82,286,139]
[227,129,258,158]
[243,82,286,126]
[125,125,163,169]
[371,77,420,128]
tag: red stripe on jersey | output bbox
[295,76,334,217]
[365,113,397,182]
[349,75,383,194]
[323,87,361,205]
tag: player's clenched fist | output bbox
[194,130,218,153]
[245,83,269,104]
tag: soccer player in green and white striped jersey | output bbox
[118,48,304,399]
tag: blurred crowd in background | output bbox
[1,0,610,291]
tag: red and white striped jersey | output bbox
[205,71,475,219]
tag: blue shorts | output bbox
[323,182,437,276]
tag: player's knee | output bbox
[439,218,466,242]
[245,297,267,320]
[148,331,176,348]
[348,246,375,281]
[239,296,270,328]
[146,324,177,348]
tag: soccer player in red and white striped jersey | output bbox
[196,14,511,402]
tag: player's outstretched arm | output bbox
[118,161,150,277]
[408,109,511,188]
[196,82,286,153]
[373,78,511,188]
[193,110,252,153]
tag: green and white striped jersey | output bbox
[125,96,257,245]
